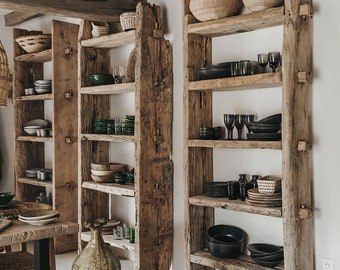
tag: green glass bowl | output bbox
[89,74,115,85]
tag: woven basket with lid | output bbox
[189,0,243,22]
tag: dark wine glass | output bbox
[258,53,268,73]
[268,51,281,72]
[244,114,255,133]
[234,114,246,140]
[223,114,235,140]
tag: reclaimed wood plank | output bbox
[82,181,135,197]
[188,139,282,150]
[17,177,53,188]
[17,136,53,143]
[187,7,284,37]
[81,134,135,143]
[281,1,314,269]
[188,73,282,92]
[189,195,282,217]
[15,93,53,101]
[15,49,52,63]
[52,20,79,253]
[4,11,41,26]
[80,83,135,95]
[81,31,135,48]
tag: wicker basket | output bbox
[189,0,243,22]
[91,21,109,38]
[15,34,51,54]
[120,12,136,31]
[257,175,282,194]
[0,41,9,107]
[242,0,283,12]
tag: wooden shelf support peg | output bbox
[299,204,313,219]
[299,4,313,18]
[298,71,312,84]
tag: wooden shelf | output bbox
[188,139,282,150]
[17,136,53,143]
[81,231,136,252]
[82,181,135,197]
[81,134,135,143]
[17,177,53,188]
[188,73,282,92]
[187,7,284,37]
[189,195,282,218]
[190,251,284,270]
[80,83,135,95]
[15,94,53,101]
[14,49,52,62]
[80,30,135,48]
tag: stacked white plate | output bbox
[23,119,51,136]
[34,79,52,94]
[18,209,59,226]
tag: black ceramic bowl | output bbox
[247,122,281,134]
[257,113,282,125]
[247,243,283,255]
[252,257,283,268]
[198,68,231,80]
[0,192,15,205]
[250,251,283,261]
[207,224,246,244]
[206,239,243,258]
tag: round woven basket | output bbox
[242,0,283,12]
[15,34,51,54]
[0,41,9,107]
[120,12,136,31]
[91,21,109,38]
[189,0,243,22]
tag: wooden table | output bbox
[0,220,79,270]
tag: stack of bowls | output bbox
[247,243,284,267]
[124,115,135,135]
[94,119,114,134]
[23,119,51,136]
[247,113,282,141]
[199,126,222,139]
[204,182,228,197]
[34,80,52,94]
[206,225,247,258]
[198,62,232,80]
[90,163,126,183]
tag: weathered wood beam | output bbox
[0,0,139,22]
[5,11,42,26]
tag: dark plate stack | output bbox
[204,182,228,197]
[94,119,114,134]
[247,243,284,268]
[113,171,127,185]
[247,113,282,141]
[206,224,247,258]
[198,62,232,80]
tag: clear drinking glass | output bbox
[258,53,269,73]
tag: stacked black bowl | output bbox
[247,243,284,268]
[199,126,222,140]
[198,62,232,80]
[204,182,228,197]
[247,113,282,141]
[206,225,247,258]
[124,115,135,135]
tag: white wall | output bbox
[0,0,338,269]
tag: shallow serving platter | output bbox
[19,216,58,226]
[19,209,59,221]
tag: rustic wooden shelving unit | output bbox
[183,0,313,269]
[13,21,79,253]
[78,2,173,269]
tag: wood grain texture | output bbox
[52,20,79,253]
[14,49,51,62]
[188,139,282,150]
[281,1,314,269]
[4,11,41,26]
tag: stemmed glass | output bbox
[244,114,255,134]
[258,53,268,73]
[223,114,235,140]
[234,114,246,140]
[268,51,281,72]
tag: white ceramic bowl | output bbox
[91,169,114,176]
[24,127,39,135]
[242,0,283,12]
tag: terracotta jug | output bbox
[72,219,121,270]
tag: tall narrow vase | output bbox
[72,224,121,270]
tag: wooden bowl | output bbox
[109,163,126,173]
[91,174,113,183]
[91,169,114,176]
[242,0,283,12]
[91,163,110,171]
[189,0,243,22]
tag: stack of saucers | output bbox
[19,209,59,226]
[204,182,228,197]
[34,80,52,94]
[247,243,284,268]
[124,115,135,135]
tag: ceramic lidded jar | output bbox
[189,0,243,22]
[72,219,121,270]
